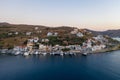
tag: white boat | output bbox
[42,52,47,56]
[29,51,33,55]
[50,52,54,55]
[38,51,41,54]
[23,52,29,56]
[69,52,74,55]
[60,53,63,56]
[64,52,69,55]
[14,51,20,55]
[82,53,88,56]
[60,51,64,56]
[1,49,8,54]
[34,51,39,55]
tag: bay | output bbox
[0,50,120,80]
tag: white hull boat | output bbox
[82,53,88,56]
[23,52,29,56]
[14,51,20,55]
[42,52,47,56]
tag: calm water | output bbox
[0,50,120,80]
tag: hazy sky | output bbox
[0,0,120,31]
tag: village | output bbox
[0,27,112,56]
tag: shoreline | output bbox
[0,47,120,56]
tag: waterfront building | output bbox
[33,37,39,43]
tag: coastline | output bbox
[92,45,120,54]
[0,45,120,56]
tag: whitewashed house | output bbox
[87,40,92,48]
[92,44,106,52]
[93,35,105,41]
[39,44,46,51]
[14,32,19,35]
[100,44,106,49]
[27,42,34,51]
[26,32,32,36]
[92,45,100,51]
[71,29,78,34]
[112,37,120,42]
[75,45,82,50]
[28,39,34,43]
[76,32,83,37]
[41,39,49,42]
[33,37,39,43]
[54,32,58,36]
[13,46,28,51]
[8,33,13,36]
[35,27,39,30]
[37,30,42,34]
[47,32,53,36]
[82,42,87,47]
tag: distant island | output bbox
[0,22,120,56]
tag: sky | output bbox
[0,0,120,31]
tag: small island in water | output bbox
[0,23,120,56]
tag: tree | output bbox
[62,48,70,52]
[47,36,62,46]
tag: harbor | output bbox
[0,49,86,56]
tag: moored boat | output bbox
[23,52,29,56]
[14,51,21,55]
[82,52,88,56]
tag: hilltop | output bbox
[1,22,120,37]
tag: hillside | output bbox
[1,23,120,37]
[0,23,78,48]
[0,22,119,49]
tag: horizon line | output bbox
[0,21,120,31]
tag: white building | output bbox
[92,44,106,51]
[54,32,58,36]
[8,33,13,36]
[47,32,58,36]
[28,39,34,43]
[37,30,42,33]
[14,32,19,35]
[76,32,83,37]
[35,27,39,30]
[39,44,46,51]
[47,32,53,36]
[26,32,32,36]
[86,39,92,48]
[93,35,107,44]
[41,39,49,42]
[93,35,104,40]
[71,29,78,34]
[112,37,120,42]
[33,37,39,43]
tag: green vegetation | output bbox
[47,36,62,46]
[0,33,8,38]
[0,41,4,49]
[43,36,87,46]
[62,48,70,52]
[107,37,120,44]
